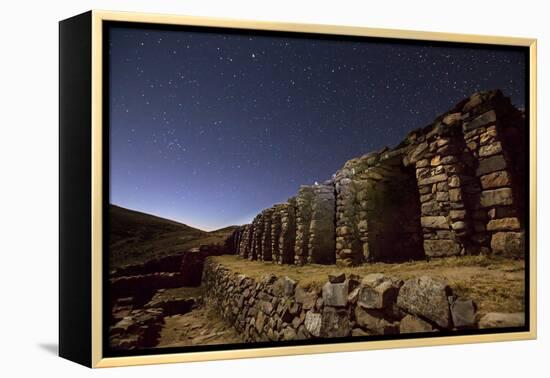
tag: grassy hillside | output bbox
[109,204,237,270]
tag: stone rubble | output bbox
[203,258,525,342]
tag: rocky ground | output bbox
[157,305,243,348]
[109,254,525,351]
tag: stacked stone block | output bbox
[203,259,518,343]
[460,93,525,257]
[270,204,284,263]
[407,124,471,257]
[335,176,363,265]
[278,198,296,264]
[238,224,252,259]
[250,214,264,261]
[260,208,274,261]
[295,186,314,265]
[308,184,336,264]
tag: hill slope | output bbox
[109,204,236,269]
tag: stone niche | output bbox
[335,149,424,265]
[359,156,424,262]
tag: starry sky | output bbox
[108,25,526,231]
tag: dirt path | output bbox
[157,305,243,348]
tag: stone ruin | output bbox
[108,90,527,350]
[227,91,527,266]
[203,260,525,342]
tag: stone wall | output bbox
[202,258,524,342]
[295,186,314,265]
[308,184,336,264]
[228,90,526,265]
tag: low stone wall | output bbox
[202,258,524,342]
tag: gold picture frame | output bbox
[59,9,537,368]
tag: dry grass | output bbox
[211,255,525,315]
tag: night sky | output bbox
[109,25,526,231]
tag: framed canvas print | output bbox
[59,10,537,368]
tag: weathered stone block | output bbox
[449,188,462,202]
[295,287,318,310]
[478,312,525,329]
[487,217,521,231]
[423,240,461,257]
[490,232,524,256]
[480,171,512,189]
[450,298,477,328]
[399,314,434,333]
[436,191,449,202]
[421,216,449,229]
[418,173,448,186]
[322,281,349,307]
[421,201,442,215]
[407,142,428,165]
[476,155,507,177]
[443,112,461,126]
[396,276,453,329]
[354,307,399,335]
[449,210,466,220]
[321,307,350,338]
[479,141,503,157]
[480,126,497,145]
[463,110,496,131]
[480,188,514,207]
[358,280,399,309]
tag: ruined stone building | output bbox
[227,90,526,266]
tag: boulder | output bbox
[478,312,525,329]
[490,232,524,256]
[480,188,514,208]
[396,276,453,329]
[321,307,350,338]
[358,280,399,310]
[399,314,435,333]
[322,280,349,307]
[450,298,477,328]
[295,286,318,310]
[304,311,322,337]
[354,307,399,335]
